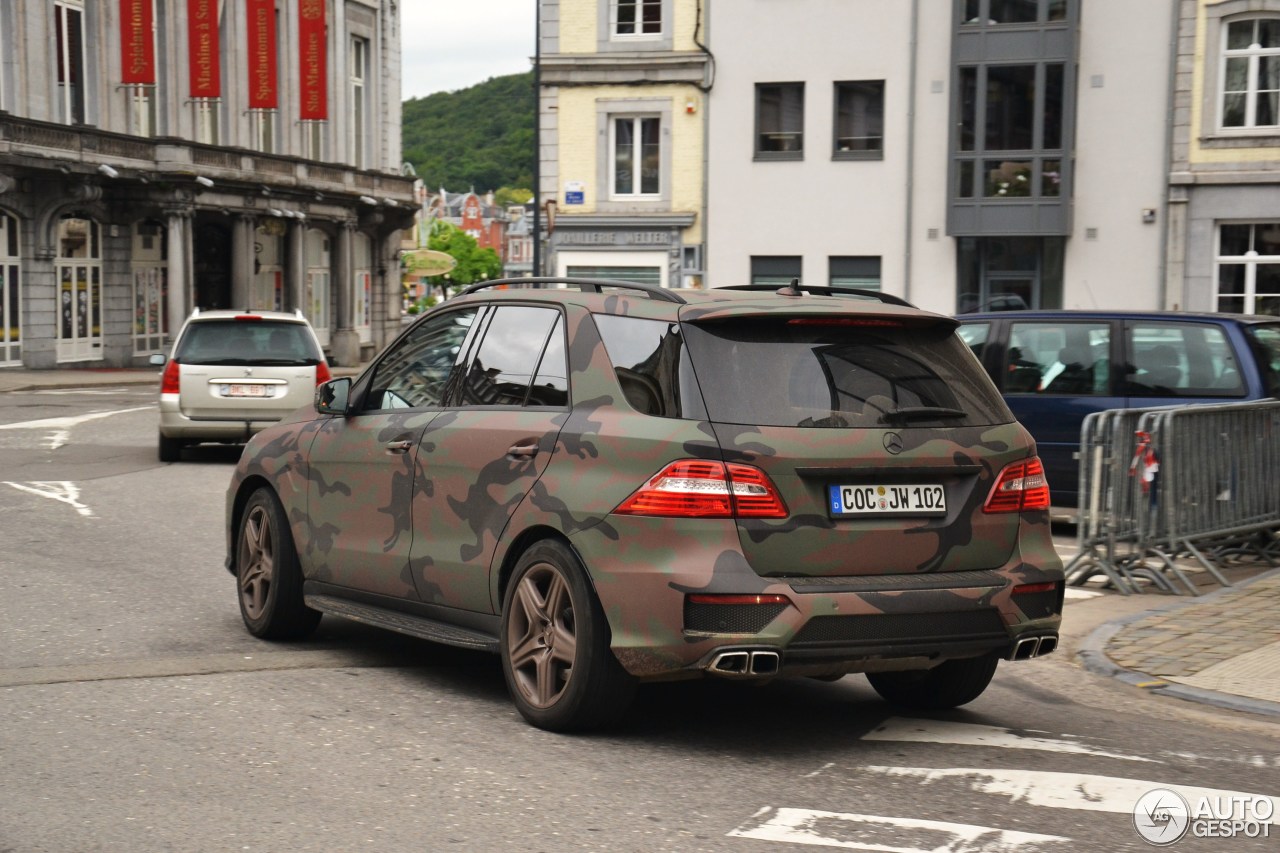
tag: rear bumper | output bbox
[157,394,286,441]
[570,515,1064,681]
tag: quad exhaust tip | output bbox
[1009,634,1059,661]
[709,649,781,677]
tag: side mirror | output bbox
[148,353,166,367]
[315,377,352,416]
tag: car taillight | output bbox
[984,457,1050,513]
[613,460,788,519]
[160,359,180,394]
[315,361,332,385]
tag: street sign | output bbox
[401,249,457,277]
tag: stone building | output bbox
[0,0,415,370]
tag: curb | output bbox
[1076,567,1280,718]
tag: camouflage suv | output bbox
[225,279,1064,731]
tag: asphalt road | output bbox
[1,387,1277,852]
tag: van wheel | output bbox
[236,487,320,640]
[500,540,636,731]
[158,433,183,462]
[866,653,1000,709]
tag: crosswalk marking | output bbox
[729,806,1069,851]
[863,718,1155,762]
[860,766,1280,824]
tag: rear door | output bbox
[680,310,1028,578]
[176,318,321,420]
[407,304,570,613]
[998,319,1121,507]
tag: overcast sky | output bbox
[400,3,538,100]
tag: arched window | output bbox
[55,215,102,362]
[0,213,21,366]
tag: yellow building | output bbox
[1167,0,1280,314]
[538,0,710,288]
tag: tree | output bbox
[428,220,502,290]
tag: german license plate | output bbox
[225,384,270,398]
[828,484,946,517]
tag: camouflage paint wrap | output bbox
[225,288,1063,684]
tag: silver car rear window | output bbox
[176,320,322,365]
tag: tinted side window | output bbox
[365,308,478,410]
[594,314,701,418]
[1126,323,1244,397]
[1249,325,1280,397]
[530,316,569,407]
[458,306,562,407]
[1005,321,1111,395]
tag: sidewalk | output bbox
[3,365,1278,718]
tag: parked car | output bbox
[225,279,1064,731]
[151,309,331,461]
[956,310,1280,510]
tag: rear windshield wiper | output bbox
[879,406,967,424]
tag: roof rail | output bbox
[457,277,686,304]
[719,282,915,309]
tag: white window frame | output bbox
[1216,223,1280,315]
[54,0,87,126]
[305,229,331,346]
[353,233,373,344]
[1220,17,1280,130]
[194,99,221,145]
[350,36,370,169]
[251,109,278,153]
[559,250,669,289]
[610,115,661,199]
[612,0,662,40]
[131,221,168,354]
[55,217,103,364]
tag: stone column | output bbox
[164,209,190,342]
[330,221,360,366]
[231,215,256,310]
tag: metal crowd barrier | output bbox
[1065,399,1280,595]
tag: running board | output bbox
[305,594,500,654]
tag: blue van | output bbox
[956,311,1280,511]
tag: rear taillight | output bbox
[159,359,180,394]
[984,457,1050,513]
[614,460,789,519]
[315,361,332,385]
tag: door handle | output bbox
[508,442,538,458]
[384,440,414,454]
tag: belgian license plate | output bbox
[828,484,946,517]
[226,384,269,398]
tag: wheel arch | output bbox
[494,526,600,615]
[227,474,274,575]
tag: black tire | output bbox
[866,653,1000,709]
[158,433,183,462]
[236,487,321,640]
[500,540,636,732]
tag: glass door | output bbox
[0,213,20,366]
[55,217,102,363]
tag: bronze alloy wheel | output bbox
[500,540,636,731]
[506,560,578,709]
[238,502,276,623]
[235,487,320,640]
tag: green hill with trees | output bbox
[402,72,534,194]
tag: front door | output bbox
[0,213,21,366]
[55,217,102,363]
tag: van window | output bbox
[1247,325,1280,397]
[956,322,989,362]
[1005,322,1110,395]
[1126,323,1244,397]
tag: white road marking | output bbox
[729,806,1069,851]
[31,388,151,396]
[1063,587,1102,600]
[863,718,1155,763]
[861,767,1280,824]
[4,481,96,518]
[0,405,153,450]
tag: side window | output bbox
[1006,321,1110,395]
[594,314,692,417]
[458,306,563,407]
[529,316,569,407]
[956,322,990,362]
[364,308,478,410]
[1249,325,1280,397]
[1127,323,1245,397]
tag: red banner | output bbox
[187,0,221,98]
[298,0,328,120]
[120,0,156,85]
[246,0,278,109]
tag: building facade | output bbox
[0,0,415,370]
[538,0,711,288]
[1168,0,1280,316]
[705,0,1190,315]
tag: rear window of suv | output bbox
[176,320,323,366]
[596,313,1011,428]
